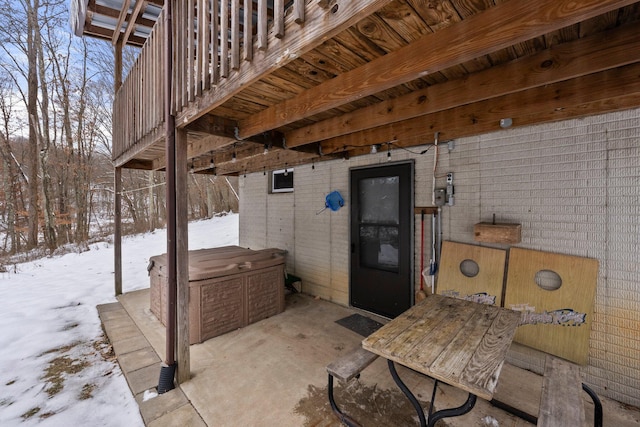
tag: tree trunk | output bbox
[25,0,39,249]
[0,81,20,253]
[34,1,56,252]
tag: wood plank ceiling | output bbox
[99,0,640,175]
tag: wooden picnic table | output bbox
[362,294,521,426]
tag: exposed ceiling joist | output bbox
[237,0,637,139]
[318,61,640,155]
[284,22,640,148]
[122,0,148,46]
[112,0,132,45]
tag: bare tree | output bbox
[0,78,24,253]
[0,0,238,258]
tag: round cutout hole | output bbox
[459,259,480,278]
[535,269,562,291]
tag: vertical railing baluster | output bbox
[200,0,210,91]
[274,0,284,38]
[174,0,182,111]
[211,0,219,84]
[143,43,148,135]
[257,0,267,51]
[220,0,229,78]
[231,0,240,70]
[188,0,195,102]
[294,0,305,24]
[243,0,253,61]
[180,0,188,109]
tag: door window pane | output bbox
[359,225,399,272]
[360,177,399,224]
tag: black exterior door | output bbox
[350,162,413,318]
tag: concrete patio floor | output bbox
[98,289,640,427]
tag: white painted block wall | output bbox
[240,108,640,407]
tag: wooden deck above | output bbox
[89,0,640,174]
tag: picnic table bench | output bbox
[326,346,379,427]
[493,354,602,427]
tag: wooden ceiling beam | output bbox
[176,0,395,126]
[212,147,319,176]
[122,0,148,46]
[112,0,132,45]
[121,159,154,170]
[82,24,147,47]
[237,0,638,139]
[319,62,640,154]
[92,4,157,28]
[186,115,285,147]
[285,23,640,148]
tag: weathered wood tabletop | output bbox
[362,294,521,401]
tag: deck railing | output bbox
[113,0,307,163]
[113,8,166,163]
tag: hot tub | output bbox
[149,246,285,344]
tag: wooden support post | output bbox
[114,40,123,297]
[175,127,190,383]
[114,167,123,296]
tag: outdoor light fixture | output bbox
[370,144,378,154]
[387,143,391,161]
[500,118,513,128]
[263,144,269,155]
[232,150,237,163]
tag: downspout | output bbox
[158,0,177,394]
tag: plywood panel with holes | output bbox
[436,241,507,306]
[504,248,598,365]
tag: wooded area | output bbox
[0,0,237,261]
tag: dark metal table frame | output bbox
[388,360,477,427]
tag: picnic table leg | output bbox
[327,374,363,427]
[427,393,477,427]
[388,360,427,427]
[582,383,603,427]
[388,360,478,427]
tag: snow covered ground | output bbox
[0,214,239,426]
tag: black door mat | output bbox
[335,313,383,337]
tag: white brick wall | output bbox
[442,109,640,407]
[239,108,640,407]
